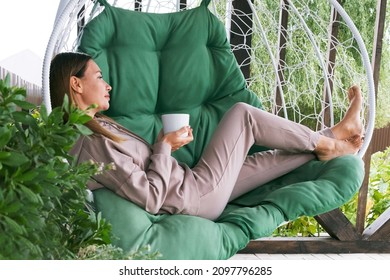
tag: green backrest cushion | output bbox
[78,3,261,167]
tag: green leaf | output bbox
[0,151,29,167]
[49,134,70,146]
[17,185,40,204]
[0,201,22,214]
[11,87,27,98]
[2,216,26,235]
[13,100,36,110]
[39,104,48,123]
[74,123,93,135]
[0,151,11,160]
[12,111,36,125]
[0,128,12,148]
[15,169,39,182]
[4,73,11,87]
[78,114,92,124]
[62,94,70,114]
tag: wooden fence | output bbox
[0,66,42,105]
[371,125,390,154]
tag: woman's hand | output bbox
[157,126,193,152]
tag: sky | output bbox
[0,0,60,61]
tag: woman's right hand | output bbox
[158,126,193,152]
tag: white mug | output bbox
[161,113,190,137]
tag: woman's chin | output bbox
[101,104,110,111]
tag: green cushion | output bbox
[79,2,261,166]
[78,1,364,259]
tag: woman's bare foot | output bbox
[331,85,363,140]
[315,134,362,161]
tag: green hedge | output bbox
[0,76,160,260]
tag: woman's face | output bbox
[73,59,112,116]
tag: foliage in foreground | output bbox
[0,76,160,260]
[77,244,162,260]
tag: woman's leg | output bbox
[229,87,363,200]
[193,86,362,220]
[229,128,334,201]
[230,86,363,200]
[193,103,322,220]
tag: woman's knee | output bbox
[227,103,253,120]
[231,102,251,112]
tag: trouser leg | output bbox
[229,128,335,201]
[229,150,314,201]
[192,103,322,220]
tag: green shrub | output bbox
[0,75,162,260]
[365,147,390,225]
[77,244,162,260]
[0,75,106,259]
[335,147,390,230]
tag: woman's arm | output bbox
[77,127,193,214]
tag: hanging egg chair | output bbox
[42,0,374,259]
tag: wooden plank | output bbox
[179,0,187,11]
[371,125,390,154]
[320,3,340,129]
[314,208,361,241]
[371,0,387,93]
[357,153,371,233]
[273,0,289,117]
[240,237,390,254]
[230,0,253,80]
[363,207,390,241]
[357,0,388,234]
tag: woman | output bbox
[50,52,363,220]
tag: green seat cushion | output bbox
[78,1,364,259]
[93,155,363,259]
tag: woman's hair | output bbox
[50,52,123,142]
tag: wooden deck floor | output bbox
[230,253,390,260]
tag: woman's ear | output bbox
[70,76,82,93]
